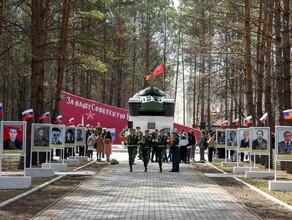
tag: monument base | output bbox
[269,181,292,191]
[42,163,68,172]
[25,168,55,177]
[222,162,243,167]
[57,159,80,166]
[233,167,259,174]
[245,171,275,179]
[0,176,31,189]
[69,156,89,162]
[214,158,231,162]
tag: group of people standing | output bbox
[198,130,216,162]
[86,123,113,162]
[123,127,197,173]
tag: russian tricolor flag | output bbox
[68,117,75,125]
[244,115,253,125]
[55,115,63,123]
[22,109,34,120]
[283,109,292,120]
[221,120,229,128]
[259,112,268,123]
[0,103,3,115]
[39,112,50,121]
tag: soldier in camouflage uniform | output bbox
[136,126,143,160]
[141,130,152,172]
[126,128,138,172]
[156,128,168,172]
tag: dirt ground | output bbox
[193,163,292,220]
[0,162,107,220]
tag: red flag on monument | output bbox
[152,63,164,77]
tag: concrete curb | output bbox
[207,162,292,212]
[0,160,97,208]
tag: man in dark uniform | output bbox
[157,128,168,172]
[34,127,49,147]
[126,128,138,172]
[4,127,22,150]
[141,130,152,172]
[170,129,180,172]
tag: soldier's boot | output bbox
[130,165,133,172]
[159,165,162,173]
[144,165,147,172]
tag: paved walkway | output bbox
[33,148,258,220]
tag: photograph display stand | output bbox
[269,126,292,191]
[0,121,31,189]
[25,123,55,177]
[233,128,259,173]
[222,129,241,167]
[214,129,227,162]
[42,124,67,172]
[58,126,79,166]
[245,127,274,179]
[69,127,88,162]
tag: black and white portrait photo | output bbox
[226,129,237,149]
[250,127,270,153]
[50,125,64,148]
[32,124,50,150]
[216,130,226,147]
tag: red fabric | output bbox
[60,91,128,144]
[146,74,152,81]
[152,63,164,77]
[173,123,201,144]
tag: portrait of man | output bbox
[76,129,83,141]
[278,130,292,155]
[34,127,49,147]
[3,126,23,150]
[252,129,268,150]
[51,127,62,145]
[217,131,225,144]
[240,131,250,149]
[65,128,75,143]
[227,130,237,146]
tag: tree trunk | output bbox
[53,0,71,120]
[275,0,283,125]
[282,0,291,126]
[192,57,197,127]
[256,0,263,123]
[244,0,254,117]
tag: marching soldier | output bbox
[126,128,138,172]
[141,130,152,172]
[157,128,168,172]
[170,129,180,172]
[136,126,143,160]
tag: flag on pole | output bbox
[39,112,50,121]
[220,120,228,128]
[22,109,34,121]
[152,63,164,77]
[68,117,75,125]
[55,115,63,123]
[0,103,3,115]
[145,74,152,81]
[283,109,292,120]
[145,63,165,81]
[259,112,268,123]
[244,115,253,125]
[234,119,240,127]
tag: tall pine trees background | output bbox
[0,0,290,130]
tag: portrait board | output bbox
[50,125,65,149]
[1,121,26,155]
[64,126,75,147]
[275,126,292,160]
[216,129,226,148]
[237,128,251,152]
[250,127,270,154]
[225,129,237,150]
[31,123,50,151]
[75,127,86,146]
